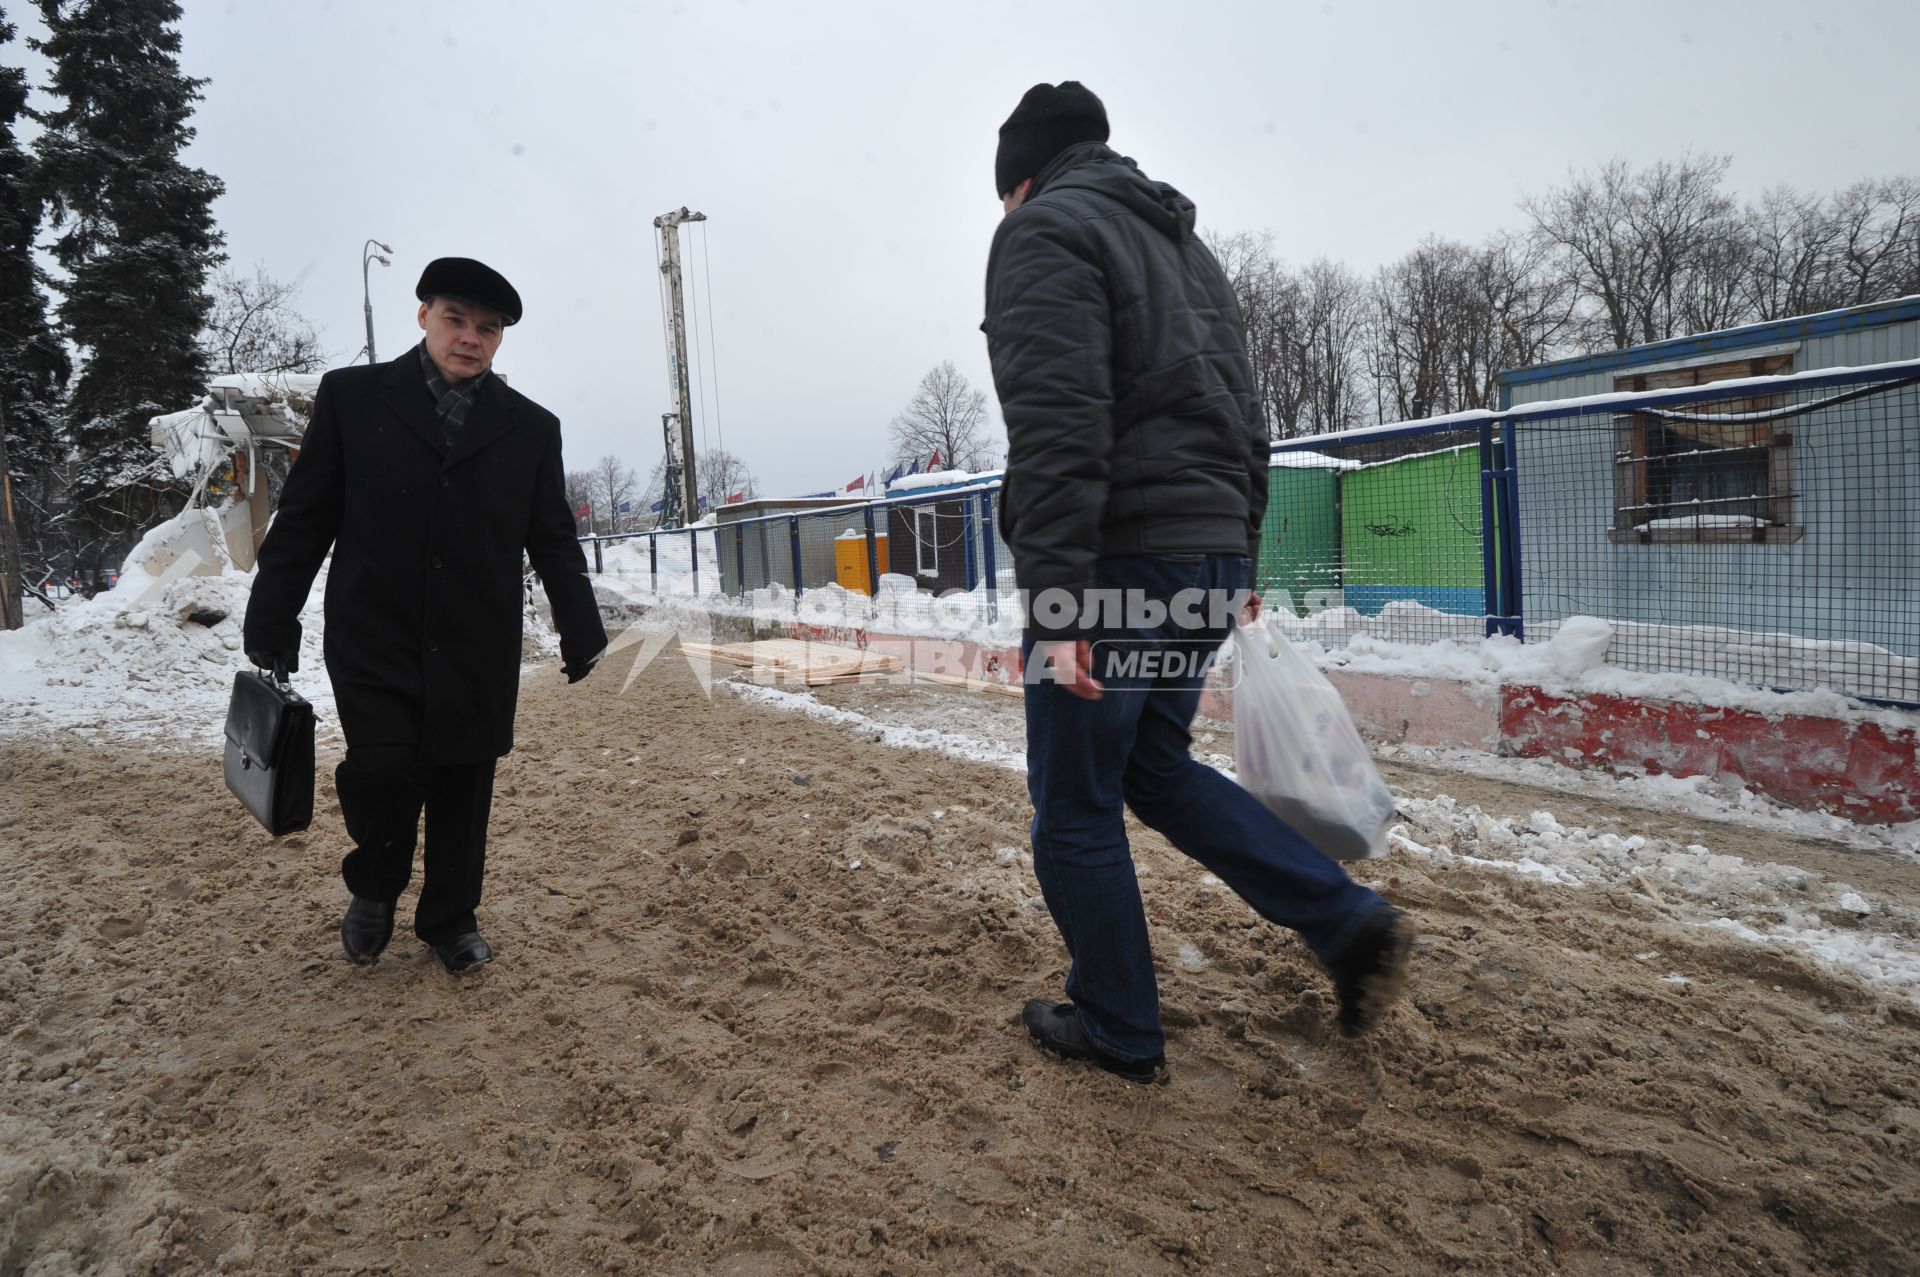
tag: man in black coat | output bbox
[983,84,1413,1082]
[243,257,607,974]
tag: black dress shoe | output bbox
[430,932,494,974]
[1020,999,1167,1084]
[340,897,396,965]
[1328,905,1414,1036]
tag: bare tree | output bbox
[1296,258,1368,434]
[199,265,326,375]
[1213,155,1917,436]
[1829,177,1920,306]
[1524,154,1743,351]
[564,469,596,528]
[888,361,996,471]
[1205,230,1309,437]
[697,448,757,506]
[1742,185,1840,321]
[592,454,637,530]
[1368,237,1471,421]
[1461,232,1578,406]
[641,447,755,516]
[1739,177,1919,321]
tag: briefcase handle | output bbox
[270,658,292,693]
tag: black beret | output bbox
[996,81,1109,198]
[415,256,523,326]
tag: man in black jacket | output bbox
[984,83,1412,1082]
[243,257,607,974]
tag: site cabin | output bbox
[1497,296,1920,670]
[1256,451,1348,612]
[1339,444,1489,620]
[882,472,1001,596]
[1258,444,1496,623]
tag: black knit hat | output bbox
[415,257,523,326]
[995,81,1109,197]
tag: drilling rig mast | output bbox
[653,206,705,528]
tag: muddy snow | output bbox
[3,646,1919,1274]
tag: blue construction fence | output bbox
[585,359,1920,706]
[580,477,1017,625]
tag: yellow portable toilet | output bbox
[833,527,889,594]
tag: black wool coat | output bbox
[243,348,608,764]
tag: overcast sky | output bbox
[16,0,1920,498]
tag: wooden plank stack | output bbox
[678,639,905,687]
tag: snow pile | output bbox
[2,552,564,747]
[1271,599,1488,648]
[1391,794,1920,995]
[598,565,1025,648]
[1547,615,1614,680]
[0,565,334,746]
[1592,618,1918,706]
[594,528,722,596]
[1277,606,1919,726]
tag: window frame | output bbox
[1607,351,1804,546]
[915,506,939,576]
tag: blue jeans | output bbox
[1022,552,1386,1062]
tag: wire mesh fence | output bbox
[583,482,1012,632]
[1511,365,1920,706]
[585,359,1919,706]
[1259,429,1494,649]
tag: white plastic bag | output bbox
[1230,623,1394,860]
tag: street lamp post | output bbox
[362,239,392,364]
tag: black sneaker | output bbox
[1020,999,1168,1084]
[1328,906,1414,1035]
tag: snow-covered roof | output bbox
[1269,449,1358,471]
[886,468,1002,495]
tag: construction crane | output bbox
[653,206,705,528]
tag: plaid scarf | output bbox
[417,342,490,446]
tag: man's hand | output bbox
[246,650,297,675]
[1031,638,1104,701]
[564,645,606,685]
[1241,591,1263,625]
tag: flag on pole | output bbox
[925,449,941,473]
[844,473,865,493]
[883,461,905,488]
[616,500,632,515]
[649,498,665,513]
[725,490,747,505]
[574,502,592,522]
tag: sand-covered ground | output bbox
[4,653,1919,1275]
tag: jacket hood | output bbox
[1032,141,1196,241]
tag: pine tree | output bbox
[0,5,70,585]
[32,0,223,569]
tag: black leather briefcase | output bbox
[223,667,315,836]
